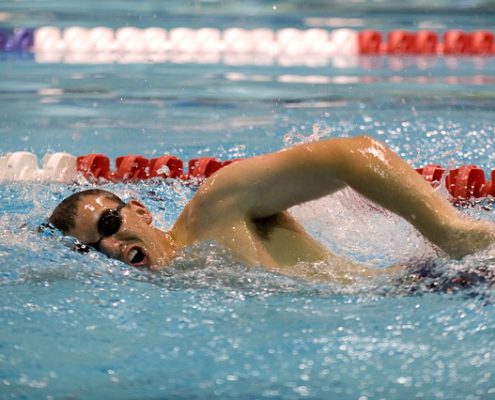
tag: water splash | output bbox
[1,181,494,299]
[283,123,335,147]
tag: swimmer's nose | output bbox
[97,236,123,257]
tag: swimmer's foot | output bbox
[440,219,495,259]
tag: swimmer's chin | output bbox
[148,255,174,271]
[149,263,166,272]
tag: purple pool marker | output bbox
[5,28,34,51]
[0,29,10,50]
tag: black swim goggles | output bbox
[38,202,127,254]
[38,222,92,254]
[88,202,127,251]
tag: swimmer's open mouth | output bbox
[127,246,149,267]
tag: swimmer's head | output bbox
[48,189,174,269]
[49,189,123,234]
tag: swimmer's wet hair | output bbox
[49,189,125,234]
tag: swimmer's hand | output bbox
[438,219,495,259]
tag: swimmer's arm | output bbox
[197,135,487,258]
[198,136,350,216]
[201,135,449,221]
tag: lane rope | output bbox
[1,27,494,57]
[1,151,494,200]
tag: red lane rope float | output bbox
[149,156,184,179]
[76,153,112,181]
[484,170,495,198]
[415,164,495,200]
[188,157,223,179]
[76,154,239,182]
[114,155,149,181]
[415,164,445,187]
[358,29,495,56]
[446,165,486,199]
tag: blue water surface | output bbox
[1,1,495,399]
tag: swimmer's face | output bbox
[67,194,172,269]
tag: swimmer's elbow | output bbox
[339,135,379,151]
[319,135,385,177]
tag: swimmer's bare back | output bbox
[169,136,495,280]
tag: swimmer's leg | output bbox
[337,136,495,259]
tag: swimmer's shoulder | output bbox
[176,167,254,229]
[171,181,246,244]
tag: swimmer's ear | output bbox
[127,200,153,225]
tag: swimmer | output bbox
[47,136,495,283]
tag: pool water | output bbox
[2,1,495,399]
